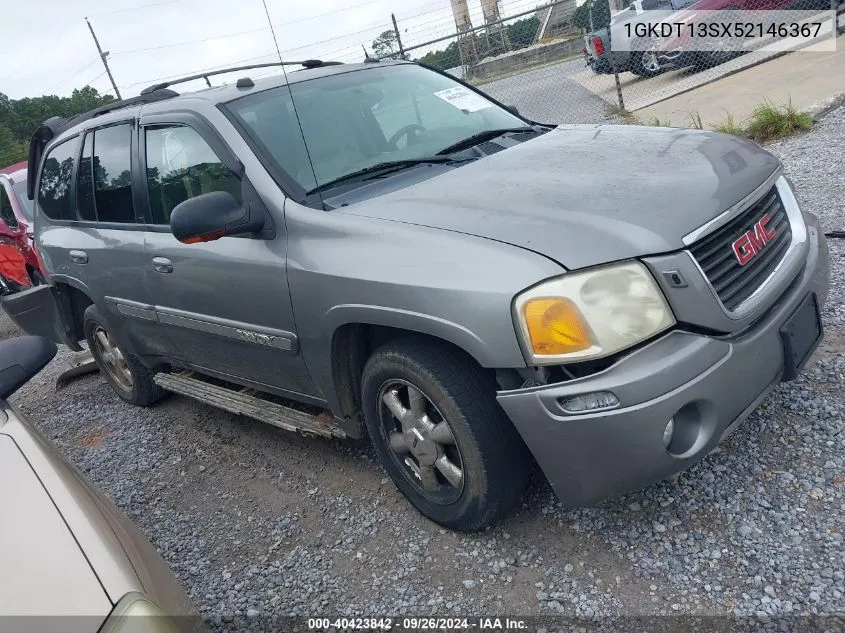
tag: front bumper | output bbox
[497,213,829,507]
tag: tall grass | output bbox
[745,100,813,142]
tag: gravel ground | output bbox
[5,108,845,632]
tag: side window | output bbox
[0,185,16,229]
[145,125,241,225]
[38,138,79,220]
[92,124,135,224]
[77,133,97,221]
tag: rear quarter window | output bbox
[38,138,80,221]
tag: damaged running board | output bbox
[56,349,99,390]
[154,371,347,439]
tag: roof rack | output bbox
[140,60,343,95]
[58,89,180,132]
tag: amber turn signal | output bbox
[522,298,593,356]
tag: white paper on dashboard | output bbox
[433,87,493,112]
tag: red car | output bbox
[0,162,47,293]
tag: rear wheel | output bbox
[630,48,662,78]
[361,338,532,531]
[84,304,165,407]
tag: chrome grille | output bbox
[689,186,792,312]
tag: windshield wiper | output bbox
[436,127,536,155]
[307,157,456,195]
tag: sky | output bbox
[0,0,544,100]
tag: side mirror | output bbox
[0,336,57,400]
[505,105,521,117]
[170,191,264,244]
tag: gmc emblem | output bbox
[732,214,777,266]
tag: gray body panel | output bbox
[340,125,781,271]
[284,201,564,413]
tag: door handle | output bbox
[69,250,88,264]
[152,257,173,274]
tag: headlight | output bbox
[514,261,675,364]
[99,593,182,633]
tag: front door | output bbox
[138,119,317,400]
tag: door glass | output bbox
[145,126,241,225]
[77,133,97,222]
[38,138,79,220]
[0,186,16,228]
[92,124,135,224]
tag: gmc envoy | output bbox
[3,60,829,531]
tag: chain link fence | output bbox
[367,0,844,126]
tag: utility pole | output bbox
[85,18,122,100]
[391,13,406,60]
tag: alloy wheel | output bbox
[92,326,134,391]
[377,379,465,504]
[641,50,661,73]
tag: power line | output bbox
[118,53,279,91]
[87,0,183,18]
[0,26,80,84]
[108,0,452,59]
[41,59,101,96]
[112,26,270,56]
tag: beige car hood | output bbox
[0,433,111,623]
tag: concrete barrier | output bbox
[471,36,583,80]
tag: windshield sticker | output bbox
[433,87,493,113]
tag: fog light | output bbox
[560,391,619,413]
[663,417,675,448]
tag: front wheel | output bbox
[361,338,532,531]
[84,304,165,407]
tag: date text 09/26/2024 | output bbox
[307,618,528,631]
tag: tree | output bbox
[372,30,400,59]
[417,41,462,71]
[0,86,114,169]
[414,16,541,71]
[0,125,26,167]
[507,16,541,49]
[572,0,612,32]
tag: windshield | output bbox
[227,64,526,193]
[11,181,33,221]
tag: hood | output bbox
[0,433,112,620]
[339,125,781,270]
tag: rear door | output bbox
[36,124,159,357]
[137,114,316,399]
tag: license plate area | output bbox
[780,293,822,381]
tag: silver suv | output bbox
[3,60,829,531]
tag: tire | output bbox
[361,338,532,532]
[630,50,662,78]
[84,304,165,407]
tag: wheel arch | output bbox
[327,314,497,429]
[49,277,95,346]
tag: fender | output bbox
[323,304,493,368]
